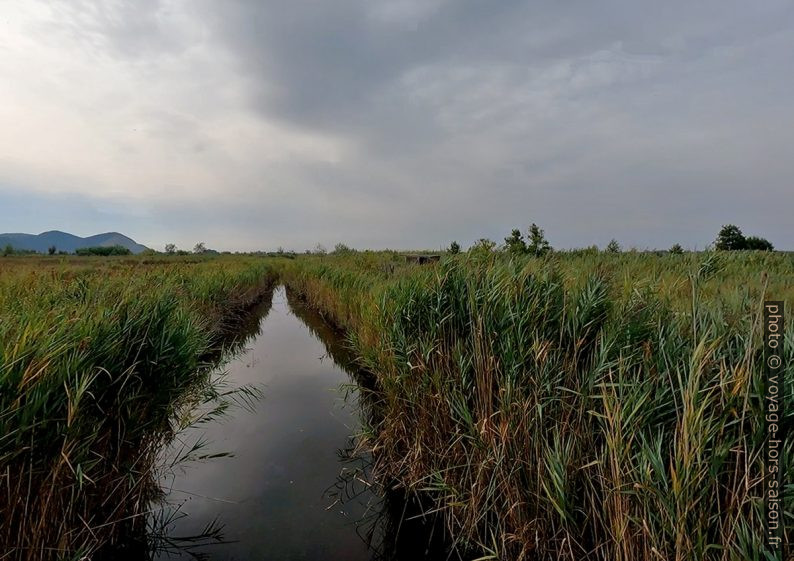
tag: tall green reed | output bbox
[278,251,793,560]
[0,257,275,559]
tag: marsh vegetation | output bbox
[276,249,793,560]
[0,256,275,559]
[1,249,791,560]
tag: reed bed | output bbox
[277,250,793,560]
[0,256,275,560]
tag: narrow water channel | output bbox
[154,286,375,560]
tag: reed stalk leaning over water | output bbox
[277,250,793,561]
[0,256,275,560]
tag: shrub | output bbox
[469,238,496,254]
[527,223,551,256]
[503,229,527,254]
[75,245,132,256]
[744,235,774,251]
[332,243,356,255]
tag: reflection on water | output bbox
[150,287,453,561]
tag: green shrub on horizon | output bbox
[75,244,133,256]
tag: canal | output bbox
[153,286,443,560]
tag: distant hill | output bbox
[0,231,148,254]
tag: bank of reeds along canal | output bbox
[0,258,277,560]
[276,252,794,561]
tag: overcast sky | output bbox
[1,1,792,251]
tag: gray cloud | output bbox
[1,0,792,250]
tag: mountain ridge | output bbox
[0,231,148,254]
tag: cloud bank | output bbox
[1,0,792,250]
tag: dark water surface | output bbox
[155,287,378,560]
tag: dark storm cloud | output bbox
[201,0,791,133]
[191,0,794,250]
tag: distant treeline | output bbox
[2,223,777,258]
[2,244,132,256]
[445,222,775,256]
[2,245,39,257]
[75,245,132,256]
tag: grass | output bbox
[276,250,793,560]
[2,250,790,559]
[0,255,275,560]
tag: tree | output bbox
[332,243,355,255]
[48,245,57,255]
[2,244,13,257]
[448,241,461,254]
[744,236,774,251]
[714,224,746,251]
[470,238,496,253]
[527,223,551,256]
[605,239,621,253]
[314,243,327,255]
[504,229,527,255]
[669,243,684,254]
[713,225,774,251]
[165,243,177,255]
[193,242,206,254]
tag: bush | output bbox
[605,239,621,253]
[503,229,527,255]
[332,243,356,255]
[527,223,551,256]
[469,238,496,254]
[744,235,774,251]
[75,245,133,256]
